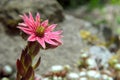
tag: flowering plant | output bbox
[16,12,62,80]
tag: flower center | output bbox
[36,26,45,36]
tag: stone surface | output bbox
[0,0,64,34]
[89,46,113,66]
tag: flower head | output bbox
[18,12,62,48]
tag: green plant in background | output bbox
[89,0,100,8]
[57,0,89,9]
[69,0,88,8]
[57,0,106,9]
[110,0,120,5]
[88,0,106,10]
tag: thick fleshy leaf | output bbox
[27,42,35,49]
[27,34,36,41]
[16,59,25,76]
[20,49,27,63]
[32,43,40,58]
[16,72,21,80]
[33,57,41,69]
[37,37,45,48]
[41,20,48,27]
[24,66,34,80]
[18,27,33,34]
[24,54,32,69]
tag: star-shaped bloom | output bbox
[18,12,62,48]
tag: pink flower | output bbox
[18,12,62,48]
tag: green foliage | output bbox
[57,0,89,9]
[88,0,103,9]
[57,0,106,9]
[110,0,120,5]
[69,0,88,8]
[116,16,120,24]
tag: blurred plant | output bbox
[88,0,104,10]
[16,12,63,80]
[116,16,120,24]
[43,65,70,80]
[108,50,120,79]
[116,28,120,35]
[80,30,105,46]
[110,0,120,5]
[57,0,107,9]
[77,51,114,80]
[77,52,97,70]
[80,29,120,52]
[93,19,107,26]
[57,0,89,9]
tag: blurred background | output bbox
[1,0,120,80]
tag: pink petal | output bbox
[27,34,36,41]
[44,33,58,45]
[53,38,62,44]
[45,37,58,45]
[41,20,48,27]
[52,39,62,45]
[46,24,57,32]
[29,12,34,21]
[22,13,36,31]
[22,14,33,27]
[37,37,46,48]
[18,26,33,34]
[22,14,29,22]
[35,12,40,28]
[36,13,40,23]
[51,35,62,44]
[18,23,27,27]
[52,30,63,35]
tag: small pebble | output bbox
[79,77,87,80]
[114,64,120,70]
[81,53,89,58]
[86,59,97,68]
[1,77,9,80]
[3,65,12,75]
[67,72,79,79]
[102,74,108,80]
[79,71,86,77]
[87,70,96,77]
[51,65,63,72]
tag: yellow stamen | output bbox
[36,26,45,36]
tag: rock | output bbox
[50,65,64,72]
[0,0,64,35]
[2,65,13,76]
[66,72,79,80]
[1,77,10,80]
[89,46,113,67]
